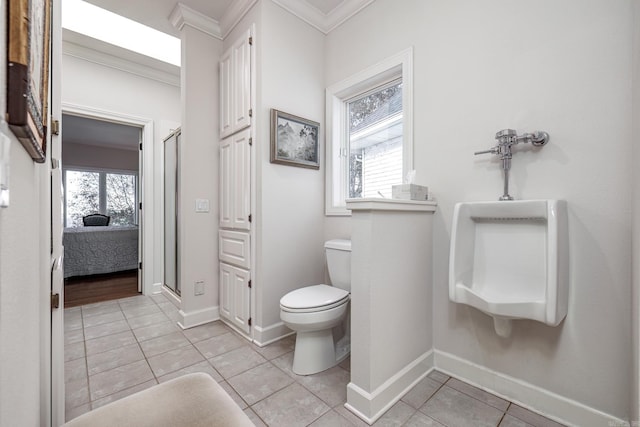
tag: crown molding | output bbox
[323,0,375,33]
[220,0,258,39]
[62,29,180,87]
[169,3,222,40]
[271,0,374,34]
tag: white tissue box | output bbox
[392,184,429,200]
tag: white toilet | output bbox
[280,239,351,375]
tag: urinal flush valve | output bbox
[474,129,549,201]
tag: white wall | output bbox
[0,135,48,427]
[256,1,326,335]
[177,25,222,326]
[63,142,138,171]
[0,1,49,425]
[325,0,633,421]
[62,54,180,288]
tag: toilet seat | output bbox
[280,284,349,313]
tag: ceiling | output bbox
[62,114,141,151]
[63,0,365,147]
[84,0,233,37]
[84,0,351,37]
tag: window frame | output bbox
[325,47,413,216]
[63,166,139,227]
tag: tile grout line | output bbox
[442,376,510,412]
[75,298,522,427]
[410,376,448,426]
[87,297,164,409]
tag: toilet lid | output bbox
[280,285,349,310]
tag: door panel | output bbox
[219,262,250,335]
[220,264,232,320]
[219,136,233,229]
[219,229,250,269]
[232,129,251,230]
[232,29,251,133]
[51,0,65,423]
[219,49,233,139]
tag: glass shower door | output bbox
[163,129,180,295]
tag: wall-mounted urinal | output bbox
[449,199,568,337]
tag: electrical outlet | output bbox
[194,281,204,296]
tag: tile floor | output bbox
[64,293,565,427]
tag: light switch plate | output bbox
[195,199,209,213]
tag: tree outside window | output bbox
[106,173,136,226]
[65,170,137,227]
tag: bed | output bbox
[63,226,138,278]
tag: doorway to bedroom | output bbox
[62,113,142,307]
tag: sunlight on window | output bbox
[65,170,138,227]
[62,0,180,66]
[65,170,100,227]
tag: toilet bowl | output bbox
[280,240,351,375]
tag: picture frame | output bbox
[270,109,319,169]
[6,0,51,163]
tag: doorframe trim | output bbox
[61,102,155,296]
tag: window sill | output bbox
[325,207,352,217]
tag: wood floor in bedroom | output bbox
[64,270,139,308]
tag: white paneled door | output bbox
[219,128,251,230]
[219,28,251,139]
[220,262,251,335]
[219,25,254,339]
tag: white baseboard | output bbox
[346,350,434,424]
[161,287,181,308]
[150,282,163,294]
[434,350,627,427]
[252,321,293,346]
[178,306,220,329]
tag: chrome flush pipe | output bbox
[475,129,549,201]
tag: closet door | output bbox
[232,129,251,230]
[219,262,251,335]
[220,28,251,139]
[220,129,250,230]
[219,48,233,139]
[232,29,251,134]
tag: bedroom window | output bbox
[64,169,138,227]
[325,48,413,215]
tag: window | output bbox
[64,169,138,227]
[326,48,413,215]
[347,80,403,199]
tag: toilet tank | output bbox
[325,239,351,291]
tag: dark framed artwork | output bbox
[7,0,51,163]
[270,109,319,169]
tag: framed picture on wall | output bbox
[6,0,51,163]
[270,109,320,169]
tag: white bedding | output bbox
[63,226,138,278]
